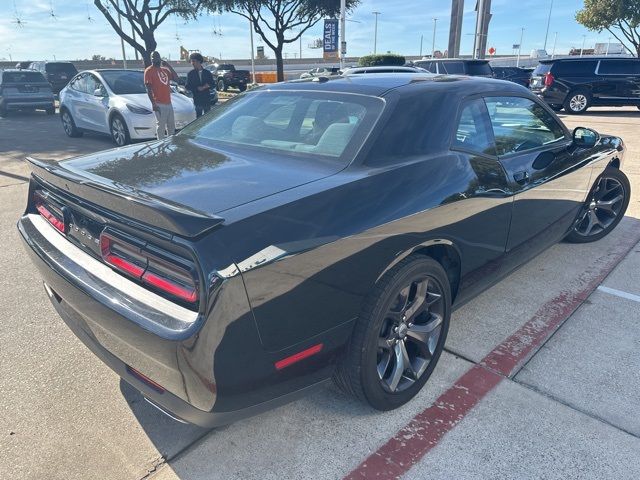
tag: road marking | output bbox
[597,285,640,303]
[344,232,640,480]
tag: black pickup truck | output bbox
[212,64,251,92]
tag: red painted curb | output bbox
[345,229,640,480]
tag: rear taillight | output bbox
[34,190,65,233]
[544,72,554,87]
[99,231,198,305]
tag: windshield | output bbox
[100,70,147,95]
[2,71,47,83]
[467,62,492,75]
[180,90,384,163]
[533,64,552,76]
[45,63,77,74]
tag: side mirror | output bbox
[573,127,599,148]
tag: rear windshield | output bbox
[45,63,77,74]
[2,71,47,83]
[533,63,552,76]
[467,62,492,75]
[180,90,384,164]
[441,62,465,74]
[218,64,235,70]
[101,70,147,95]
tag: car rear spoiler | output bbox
[26,156,225,239]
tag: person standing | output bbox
[144,51,179,140]
[185,52,215,118]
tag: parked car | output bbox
[208,63,251,92]
[0,69,55,117]
[300,67,342,79]
[19,74,629,427]
[530,57,640,113]
[492,66,533,87]
[15,61,32,69]
[414,58,493,77]
[341,65,430,75]
[59,69,196,146]
[29,61,78,94]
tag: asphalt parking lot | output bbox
[1,106,639,480]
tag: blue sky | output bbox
[0,0,615,62]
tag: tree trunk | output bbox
[275,46,284,82]
[142,33,157,67]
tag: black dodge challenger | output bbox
[19,74,630,426]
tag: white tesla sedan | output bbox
[59,69,196,146]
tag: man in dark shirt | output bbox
[185,53,215,118]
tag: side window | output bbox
[70,74,87,93]
[453,98,495,156]
[599,60,639,75]
[485,96,566,156]
[84,74,98,95]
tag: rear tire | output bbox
[46,106,56,115]
[110,114,130,147]
[61,109,83,137]
[334,255,451,411]
[565,168,630,243]
[238,84,247,92]
[564,90,591,114]
[0,106,7,118]
[217,79,226,92]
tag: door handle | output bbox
[513,171,530,185]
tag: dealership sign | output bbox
[323,19,339,59]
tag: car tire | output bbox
[110,114,130,147]
[564,90,591,114]
[565,167,630,243]
[46,106,56,115]
[0,106,7,118]
[334,255,451,411]
[217,79,226,92]
[60,109,83,137]
[550,105,563,112]
[238,84,247,92]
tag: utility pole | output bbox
[372,11,381,54]
[606,36,611,55]
[516,27,524,67]
[580,35,586,57]
[340,0,346,69]
[432,18,438,58]
[551,32,558,59]
[249,18,256,85]
[117,0,127,69]
[420,34,424,57]
[543,0,553,52]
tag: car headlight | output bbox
[126,103,153,115]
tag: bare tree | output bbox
[94,0,205,66]
[207,1,359,81]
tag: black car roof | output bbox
[540,56,639,64]
[426,58,490,64]
[267,73,525,97]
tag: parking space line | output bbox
[597,285,640,303]
[344,233,640,480]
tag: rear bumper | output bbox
[0,97,55,110]
[18,213,342,426]
[532,87,567,106]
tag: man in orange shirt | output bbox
[144,51,179,140]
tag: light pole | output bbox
[372,11,381,54]
[340,0,346,69]
[606,36,611,55]
[116,0,127,69]
[432,18,438,58]
[551,31,558,59]
[516,27,524,67]
[420,34,424,57]
[543,0,553,52]
[249,18,256,85]
[580,35,586,57]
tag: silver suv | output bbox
[0,69,55,117]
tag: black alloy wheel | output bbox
[61,109,83,137]
[565,168,630,243]
[564,90,591,114]
[335,256,451,411]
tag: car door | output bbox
[82,73,110,133]
[484,95,594,262]
[65,74,90,129]
[597,59,640,104]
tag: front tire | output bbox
[217,79,227,92]
[110,114,130,147]
[565,168,630,243]
[61,109,83,137]
[334,256,451,411]
[564,90,591,114]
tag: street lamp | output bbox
[432,18,438,58]
[372,11,381,54]
[551,32,558,59]
[606,36,611,56]
[543,0,553,52]
[580,34,586,57]
[516,27,524,67]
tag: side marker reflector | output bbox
[275,343,323,370]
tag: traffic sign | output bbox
[489,47,496,55]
